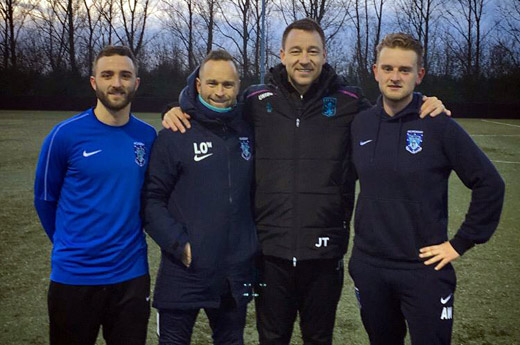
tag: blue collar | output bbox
[198,94,233,113]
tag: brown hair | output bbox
[92,45,138,75]
[201,49,239,72]
[281,18,326,50]
[376,33,423,68]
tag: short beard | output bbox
[96,87,137,112]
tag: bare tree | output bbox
[273,0,351,43]
[494,0,520,69]
[445,0,491,78]
[117,0,151,57]
[217,0,254,78]
[395,0,444,70]
[0,0,37,69]
[196,0,217,54]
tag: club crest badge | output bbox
[322,97,337,117]
[134,142,146,167]
[239,137,252,161]
[266,102,273,113]
[405,130,423,154]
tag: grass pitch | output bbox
[0,110,518,344]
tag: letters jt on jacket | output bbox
[142,67,258,310]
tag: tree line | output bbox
[1,0,519,106]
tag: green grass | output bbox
[0,111,519,344]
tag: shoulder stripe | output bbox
[131,114,156,132]
[339,89,359,99]
[43,113,89,200]
[247,89,271,99]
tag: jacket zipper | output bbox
[292,95,303,267]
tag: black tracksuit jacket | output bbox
[244,64,370,263]
[351,94,505,268]
[142,68,258,309]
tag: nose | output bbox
[215,85,225,97]
[299,52,310,64]
[111,76,123,87]
[390,69,400,81]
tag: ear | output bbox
[280,48,286,65]
[372,64,379,82]
[135,77,141,90]
[416,67,425,85]
[196,77,202,94]
[323,48,327,63]
[90,76,97,91]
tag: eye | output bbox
[308,49,320,55]
[290,49,301,55]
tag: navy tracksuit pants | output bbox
[157,290,247,345]
[348,257,456,345]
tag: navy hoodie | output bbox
[351,93,505,269]
[142,67,258,309]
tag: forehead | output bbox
[199,60,239,81]
[377,47,418,66]
[95,55,136,73]
[284,29,324,49]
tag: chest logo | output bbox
[322,97,337,117]
[239,137,252,161]
[134,142,146,167]
[193,142,213,162]
[83,149,102,157]
[258,92,273,100]
[359,139,373,146]
[406,130,423,154]
[266,102,273,113]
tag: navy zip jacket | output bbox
[142,68,258,309]
[351,93,505,269]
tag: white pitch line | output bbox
[481,119,520,128]
[492,160,520,164]
[472,134,520,137]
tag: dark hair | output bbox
[92,45,138,75]
[376,33,424,68]
[201,49,239,72]
[281,18,326,50]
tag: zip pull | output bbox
[293,257,297,267]
[296,118,300,127]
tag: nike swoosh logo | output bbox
[440,293,453,304]
[360,140,373,146]
[83,149,102,157]
[194,153,213,162]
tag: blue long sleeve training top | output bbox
[34,108,156,285]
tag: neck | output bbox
[93,101,131,126]
[288,78,311,96]
[382,94,413,116]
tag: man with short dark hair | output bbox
[143,49,258,344]
[348,33,505,344]
[34,45,156,345]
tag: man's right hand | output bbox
[162,107,192,133]
[181,242,192,268]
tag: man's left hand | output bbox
[419,241,460,271]
[420,96,451,118]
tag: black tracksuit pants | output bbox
[48,274,151,345]
[348,257,456,345]
[255,255,344,345]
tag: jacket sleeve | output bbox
[33,128,68,242]
[142,130,189,259]
[443,118,505,255]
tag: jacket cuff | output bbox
[449,234,475,256]
[170,230,189,260]
[161,102,179,119]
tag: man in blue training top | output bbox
[34,45,156,345]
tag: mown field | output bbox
[0,110,518,344]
